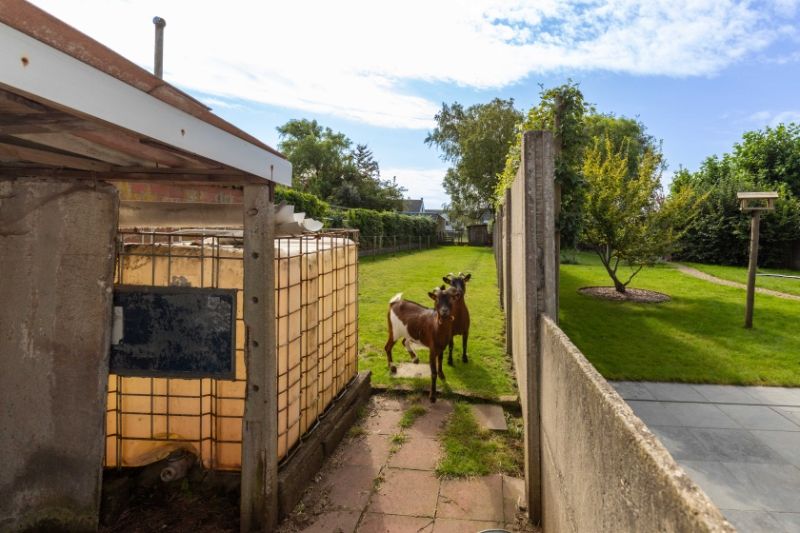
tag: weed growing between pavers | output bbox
[399,404,427,429]
[436,402,523,478]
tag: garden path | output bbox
[674,264,800,302]
[277,394,536,533]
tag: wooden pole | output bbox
[241,183,278,532]
[744,211,760,329]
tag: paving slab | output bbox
[394,362,429,379]
[718,404,800,431]
[688,427,784,463]
[471,404,508,431]
[357,513,434,533]
[502,475,525,523]
[299,510,361,533]
[406,401,453,440]
[628,400,682,426]
[774,512,800,533]
[362,409,404,435]
[388,436,441,471]
[340,434,393,471]
[722,462,800,512]
[611,381,656,400]
[690,384,759,404]
[679,461,757,511]
[752,430,800,468]
[432,518,505,532]
[745,387,800,406]
[642,382,707,402]
[438,474,504,522]
[321,464,380,510]
[721,509,786,533]
[368,468,440,517]
[776,407,800,426]
[660,402,740,429]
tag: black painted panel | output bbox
[110,285,237,379]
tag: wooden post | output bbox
[241,183,278,532]
[744,211,760,329]
[503,188,513,357]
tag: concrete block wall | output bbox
[539,316,734,533]
[0,179,118,532]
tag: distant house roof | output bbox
[400,198,424,213]
[0,0,290,185]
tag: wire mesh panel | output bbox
[105,229,359,470]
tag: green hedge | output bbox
[275,186,329,221]
[345,208,436,237]
[275,187,436,237]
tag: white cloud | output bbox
[748,110,800,126]
[382,167,449,209]
[30,0,800,129]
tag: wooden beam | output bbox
[75,130,207,169]
[240,183,278,532]
[14,133,148,166]
[0,114,90,134]
[118,201,242,228]
[0,167,259,184]
[0,141,111,171]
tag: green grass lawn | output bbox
[560,252,800,385]
[684,262,800,297]
[358,246,514,399]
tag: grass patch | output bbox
[436,402,522,478]
[560,252,800,385]
[399,404,427,429]
[684,262,800,297]
[358,246,514,399]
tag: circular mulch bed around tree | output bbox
[578,286,671,303]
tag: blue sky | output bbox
[32,0,800,209]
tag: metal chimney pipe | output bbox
[153,16,166,79]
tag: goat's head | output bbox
[428,285,460,324]
[442,272,472,295]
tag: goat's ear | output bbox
[440,285,446,291]
[428,291,437,301]
[442,276,451,285]
[464,273,471,282]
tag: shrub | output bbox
[275,186,329,221]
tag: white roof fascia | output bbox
[0,22,291,185]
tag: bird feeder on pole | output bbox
[737,191,778,329]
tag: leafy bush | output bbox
[345,208,384,237]
[275,186,329,221]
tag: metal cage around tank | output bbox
[104,228,359,470]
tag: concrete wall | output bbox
[0,179,118,532]
[539,316,734,533]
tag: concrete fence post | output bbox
[503,188,513,357]
[511,131,556,523]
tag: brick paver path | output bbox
[278,395,537,533]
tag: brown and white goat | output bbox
[443,272,471,366]
[384,287,460,402]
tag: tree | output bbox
[277,120,405,210]
[498,82,590,247]
[582,137,686,293]
[277,119,350,199]
[426,98,522,222]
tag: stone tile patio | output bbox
[613,381,800,533]
[277,395,537,533]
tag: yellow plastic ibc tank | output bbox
[105,235,356,470]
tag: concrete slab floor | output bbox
[277,394,538,533]
[613,381,800,533]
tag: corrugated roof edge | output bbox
[0,0,287,162]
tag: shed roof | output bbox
[0,0,290,185]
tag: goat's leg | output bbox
[462,331,469,364]
[429,349,438,403]
[447,338,454,366]
[437,349,446,381]
[403,339,420,364]
[385,336,397,374]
